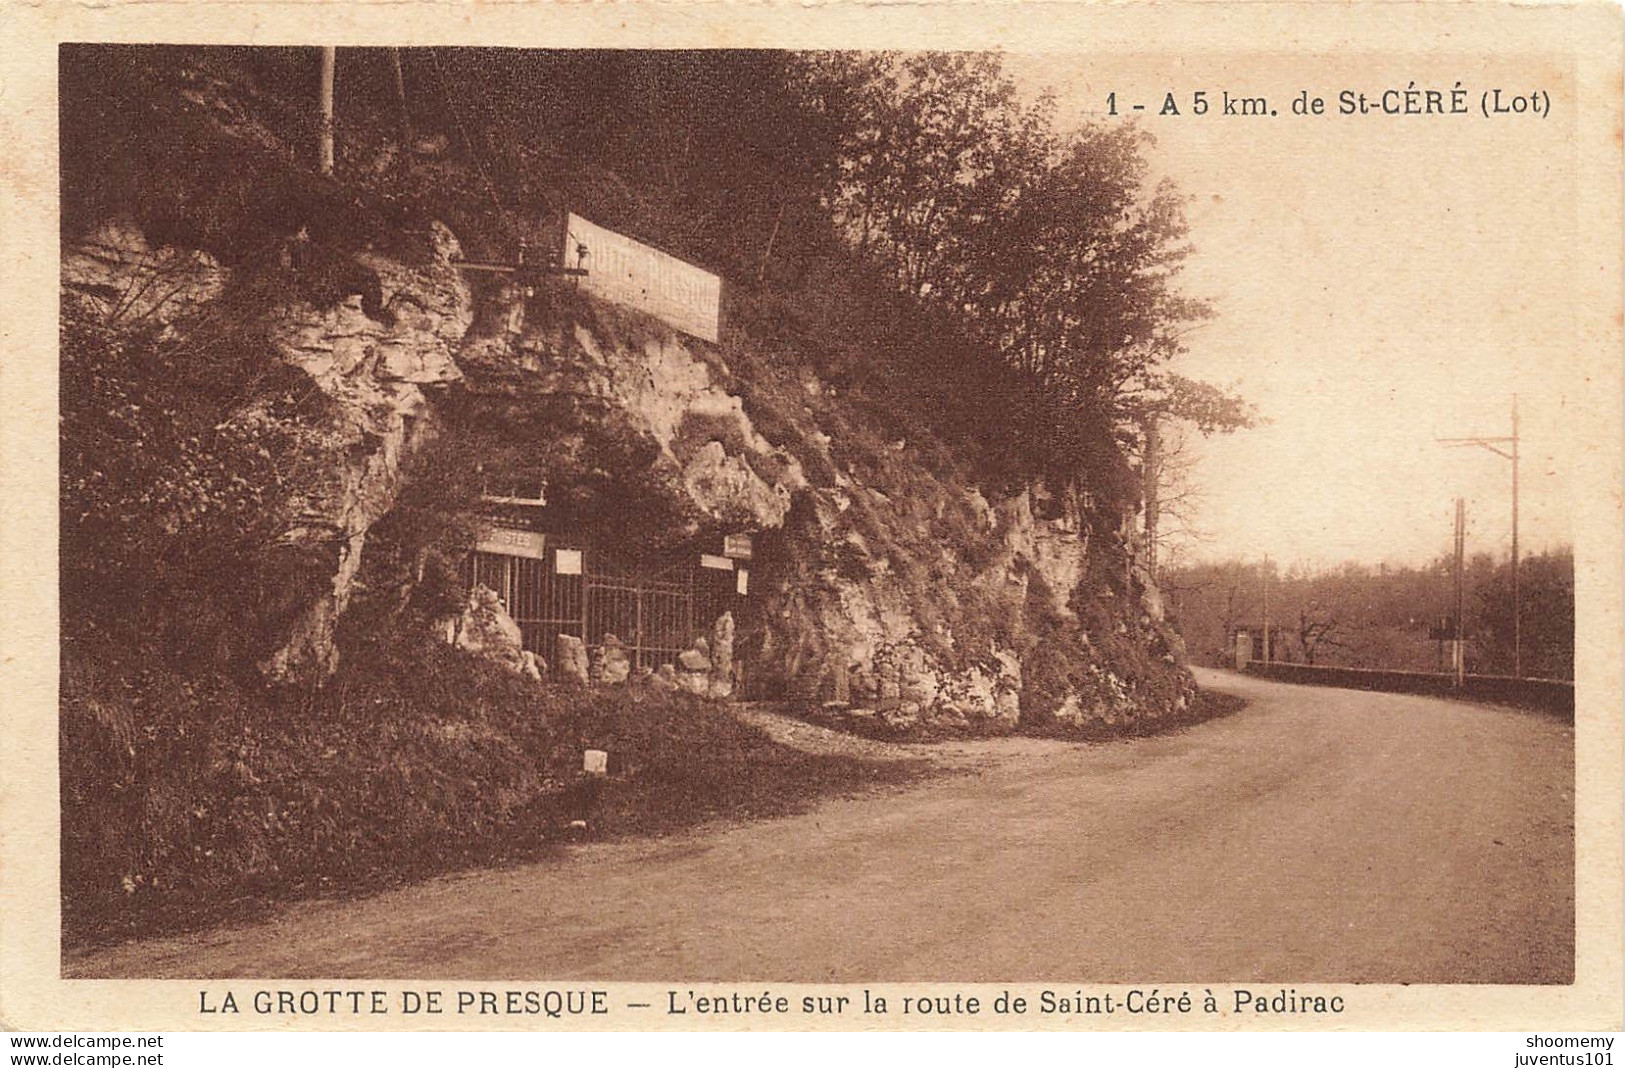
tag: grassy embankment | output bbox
[61,633,931,949]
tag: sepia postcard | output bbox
[0,0,1620,1037]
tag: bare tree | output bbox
[1296,600,1345,665]
[1143,417,1213,569]
[1135,374,1261,577]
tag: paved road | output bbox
[68,669,1573,983]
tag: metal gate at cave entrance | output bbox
[463,527,750,674]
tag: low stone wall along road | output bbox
[69,668,1574,983]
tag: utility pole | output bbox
[389,47,413,146]
[319,46,337,176]
[1511,395,1520,677]
[1453,497,1466,686]
[1261,554,1271,666]
[1437,393,1521,677]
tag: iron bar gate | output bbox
[580,561,694,671]
[464,545,743,673]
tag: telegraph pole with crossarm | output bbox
[1437,395,1521,678]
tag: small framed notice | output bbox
[736,568,749,596]
[554,548,583,575]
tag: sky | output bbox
[1007,52,1582,570]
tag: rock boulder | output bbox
[556,634,590,684]
[445,586,533,679]
[592,634,632,685]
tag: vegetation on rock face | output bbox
[60,306,336,675]
[61,45,1236,565]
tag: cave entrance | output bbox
[465,526,750,675]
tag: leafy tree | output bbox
[802,51,1224,513]
[1132,375,1260,568]
[59,304,334,672]
[801,52,1053,300]
[996,128,1209,408]
[1145,373,1259,434]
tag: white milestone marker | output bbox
[583,749,608,777]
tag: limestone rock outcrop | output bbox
[258,223,473,684]
[592,635,632,685]
[556,634,590,684]
[461,304,805,535]
[441,585,535,680]
[62,220,227,327]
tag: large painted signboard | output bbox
[564,213,721,343]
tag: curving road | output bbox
[67,668,1574,983]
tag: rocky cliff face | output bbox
[64,210,1191,730]
[444,273,1190,731]
[65,215,475,683]
[458,289,806,535]
[60,57,1192,733]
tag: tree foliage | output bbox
[1164,550,1574,679]
[1148,373,1259,435]
[799,51,1223,500]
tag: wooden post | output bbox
[389,47,413,145]
[634,582,644,672]
[1454,497,1466,686]
[1511,394,1521,678]
[319,46,336,176]
[686,562,696,648]
[1261,555,1271,667]
[578,551,591,650]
